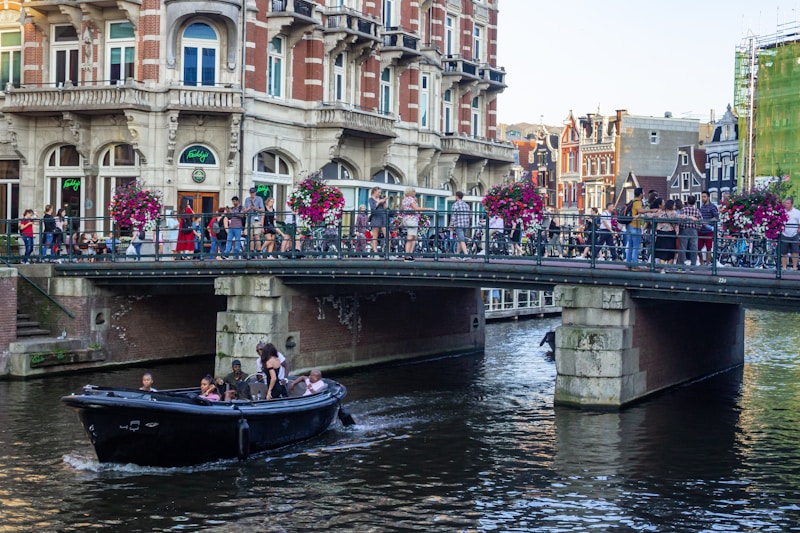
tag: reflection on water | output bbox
[1,311,800,531]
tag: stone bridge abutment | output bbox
[554,285,744,408]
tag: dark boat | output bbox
[62,379,351,467]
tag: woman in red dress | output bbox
[175,197,195,257]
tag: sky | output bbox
[496,0,800,126]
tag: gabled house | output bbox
[667,145,707,202]
[704,105,738,203]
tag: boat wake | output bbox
[62,452,238,475]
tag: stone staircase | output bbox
[16,312,51,338]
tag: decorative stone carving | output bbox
[214,277,233,296]
[601,288,626,310]
[166,112,179,164]
[553,286,575,308]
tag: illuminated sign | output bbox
[179,145,216,165]
[63,178,81,191]
[255,183,271,198]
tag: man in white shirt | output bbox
[594,203,618,260]
[781,196,800,271]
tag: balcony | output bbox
[165,85,243,114]
[381,26,422,65]
[2,81,243,116]
[2,82,156,115]
[479,64,507,92]
[315,103,397,139]
[324,6,381,50]
[440,134,515,162]
[442,55,481,85]
[267,0,318,33]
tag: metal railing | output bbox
[1,212,798,279]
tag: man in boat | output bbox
[288,369,328,397]
[217,359,250,401]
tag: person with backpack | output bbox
[208,207,228,259]
[624,187,648,269]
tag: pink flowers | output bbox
[719,186,787,239]
[108,180,163,231]
[482,181,544,229]
[288,179,345,227]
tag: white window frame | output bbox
[383,0,395,29]
[106,21,135,85]
[445,15,456,56]
[379,67,392,115]
[650,131,660,145]
[568,152,576,173]
[420,74,429,128]
[473,25,484,62]
[0,29,21,89]
[680,152,689,166]
[681,172,690,191]
[52,25,80,87]
[268,36,285,98]
[443,89,454,134]
[181,22,219,87]
[333,52,345,102]
[471,96,480,137]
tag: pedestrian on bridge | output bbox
[781,196,800,271]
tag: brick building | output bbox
[0,0,513,232]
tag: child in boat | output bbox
[288,369,328,396]
[199,375,220,402]
[140,372,157,392]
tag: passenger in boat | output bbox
[199,375,221,402]
[255,342,289,385]
[288,369,328,396]
[140,372,157,392]
[259,344,288,400]
[217,359,250,401]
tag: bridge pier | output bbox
[553,285,744,408]
[214,276,485,378]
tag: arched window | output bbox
[179,145,217,165]
[372,168,399,184]
[182,23,218,86]
[321,161,352,180]
[45,145,84,228]
[99,144,141,230]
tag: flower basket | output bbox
[108,180,163,232]
[719,186,787,239]
[288,178,345,228]
[482,181,544,230]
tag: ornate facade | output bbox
[0,0,513,231]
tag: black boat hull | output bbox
[62,380,346,467]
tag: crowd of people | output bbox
[138,342,327,403]
[13,185,800,270]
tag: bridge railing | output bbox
[0,211,796,278]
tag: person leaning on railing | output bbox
[781,196,800,271]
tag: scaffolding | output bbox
[734,21,800,191]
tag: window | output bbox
[45,145,84,228]
[182,23,218,86]
[590,159,597,176]
[567,152,576,173]
[372,168,399,184]
[599,158,607,175]
[268,36,284,98]
[471,96,480,137]
[443,89,454,134]
[681,172,690,191]
[379,67,392,115]
[680,152,689,166]
[420,74,429,128]
[333,53,345,102]
[383,0,395,29]
[52,25,79,87]
[101,144,137,167]
[649,131,659,145]
[723,156,732,181]
[473,25,484,62]
[107,22,135,85]
[0,30,21,89]
[321,160,352,180]
[445,15,456,56]
[179,145,217,165]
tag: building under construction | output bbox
[735,22,800,191]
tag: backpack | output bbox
[211,217,222,235]
[618,200,635,225]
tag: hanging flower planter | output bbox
[108,180,163,232]
[719,186,787,239]
[481,181,545,230]
[288,178,345,228]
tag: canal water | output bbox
[1,310,800,531]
